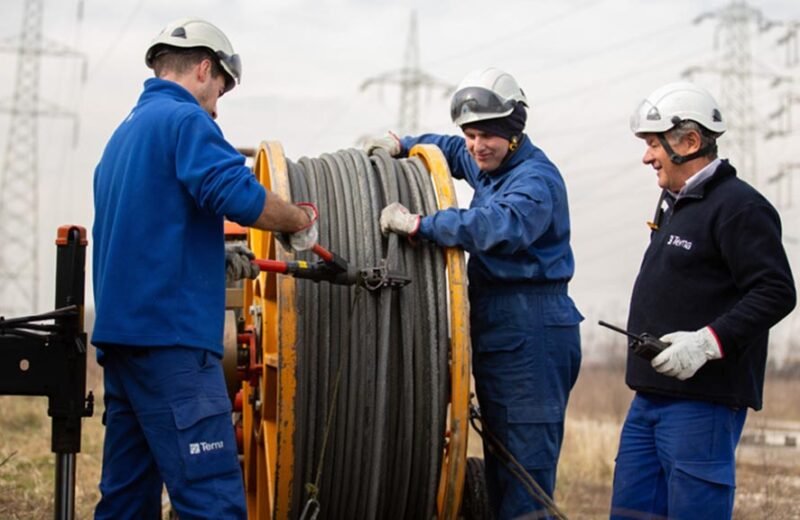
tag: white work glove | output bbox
[364,131,401,157]
[380,202,420,237]
[276,202,319,252]
[651,327,723,380]
[225,244,260,283]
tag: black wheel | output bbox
[461,456,491,520]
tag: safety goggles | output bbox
[450,87,517,123]
[216,50,241,93]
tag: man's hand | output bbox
[276,202,319,252]
[364,131,401,156]
[225,244,260,283]
[651,327,723,380]
[380,202,420,237]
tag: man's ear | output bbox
[196,58,212,83]
[684,129,702,153]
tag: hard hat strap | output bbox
[657,134,717,165]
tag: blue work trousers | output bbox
[470,284,582,520]
[95,345,246,520]
[610,392,747,520]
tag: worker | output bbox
[368,67,582,519]
[610,81,796,519]
[91,18,318,519]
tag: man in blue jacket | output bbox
[369,67,582,519]
[92,18,318,519]
[610,81,796,519]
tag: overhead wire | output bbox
[517,20,692,79]
[422,0,604,68]
[86,0,147,79]
[534,46,716,108]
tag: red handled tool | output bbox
[252,244,410,291]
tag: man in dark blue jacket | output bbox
[370,67,582,519]
[611,81,796,519]
[92,18,318,519]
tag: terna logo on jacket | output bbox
[667,235,693,251]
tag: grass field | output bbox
[1,363,798,518]
[555,364,800,519]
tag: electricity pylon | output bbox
[685,1,763,184]
[360,11,454,136]
[0,0,83,315]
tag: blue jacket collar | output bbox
[140,77,200,107]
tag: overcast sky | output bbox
[1,0,798,361]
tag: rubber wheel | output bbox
[461,457,491,520]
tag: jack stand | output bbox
[0,226,93,520]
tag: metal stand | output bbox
[0,226,93,520]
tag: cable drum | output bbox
[287,148,446,519]
[240,142,471,520]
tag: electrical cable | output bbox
[469,402,569,520]
[284,148,449,519]
[0,305,78,340]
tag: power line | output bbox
[86,0,147,79]
[699,2,763,183]
[537,46,715,107]
[0,0,84,315]
[360,10,454,136]
[422,0,603,69]
[683,1,799,188]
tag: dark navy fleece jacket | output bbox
[626,160,795,409]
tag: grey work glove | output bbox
[276,202,319,252]
[651,327,723,380]
[225,243,260,283]
[364,131,401,156]
[380,202,420,237]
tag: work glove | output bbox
[380,202,420,237]
[364,131,402,157]
[225,244,260,283]
[651,327,723,380]
[276,202,319,252]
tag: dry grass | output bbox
[554,364,631,518]
[1,361,798,519]
[552,364,800,519]
[760,367,800,421]
[0,395,105,520]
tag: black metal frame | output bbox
[0,226,93,520]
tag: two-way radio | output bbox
[598,320,669,361]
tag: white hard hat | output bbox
[145,17,241,93]
[630,81,726,136]
[450,67,528,127]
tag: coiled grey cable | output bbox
[285,149,449,519]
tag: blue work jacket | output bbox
[92,78,266,355]
[400,134,575,287]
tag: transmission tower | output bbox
[775,20,799,67]
[685,1,766,184]
[0,0,82,315]
[766,163,800,208]
[764,19,800,210]
[361,11,453,136]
